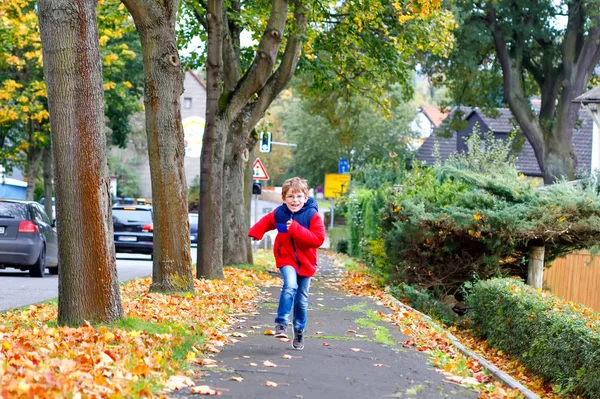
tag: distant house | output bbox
[0,166,27,199]
[133,70,207,197]
[415,107,596,178]
[409,106,449,149]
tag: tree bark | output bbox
[42,145,53,219]
[219,0,308,268]
[38,0,122,325]
[527,246,545,289]
[198,0,226,279]
[223,119,250,265]
[25,146,42,201]
[121,0,194,293]
[488,4,600,183]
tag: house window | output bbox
[184,98,192,109]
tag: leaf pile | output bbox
[0,266,279,398]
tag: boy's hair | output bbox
[281,177,309,198]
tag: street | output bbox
[0,248,196,312]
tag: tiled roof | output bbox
[420,106,449,127]
[415,107,594,177]
[467,108,515,133]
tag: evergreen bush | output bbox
[469,278,600,398]
[379,132,600,294]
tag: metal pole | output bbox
[253,194,259,252]
[330,199,334,229]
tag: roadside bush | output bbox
[468,278,600,397]
[391,284,457,326]
[379,132,600,294]
[335,239,349,254]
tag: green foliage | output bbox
[468,278,600,397]
[187,175,200,212]
[335,239,349,254]
[108,155,141,198]
[279,87,416,187]
[350,132,600,295]
[391,284,457,326]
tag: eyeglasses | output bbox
[285,194,306,200]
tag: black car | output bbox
[112,205,153,259]
[0,199,59,277]
[189,213,198,245]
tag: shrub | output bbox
[335,239,349,254]
[468,278,600,397]
[391,284,457,326]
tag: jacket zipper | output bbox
[289,214,301,269]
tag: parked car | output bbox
[0,199,59,277]
[189,213,198,245]
[112,205,153,259]
[39,196,56,222]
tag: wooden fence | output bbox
[544,251,600,311]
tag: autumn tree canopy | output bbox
[179,0,455,277]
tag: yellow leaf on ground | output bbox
[165,375,195,390]
[190,385,221,395]
[263,360,277,367]
[282,354,292,359]
[349,348,362,352]
[230,376,243,382]
[265,381,278,387]
[264,329,275,335]
[231,332,247,338]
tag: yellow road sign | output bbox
[324,174,351,198]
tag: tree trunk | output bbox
[198,0,306,276]
[38,0,122,325]
[197,0,226,279]
[223,119,250,265]
[121,0,194,293]
[25,146,42,201]
[43,145,53,219]
[527,246,545,289]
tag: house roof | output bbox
[420,106,448,127]
[188,69,207,89]
[573,86,600,104]
[416,107,594,177]
[466,108,515,133]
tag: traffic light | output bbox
[252,181,262,195]
[259,132,272,153]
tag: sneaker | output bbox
[292,330,304,350]
[274,324,288,338]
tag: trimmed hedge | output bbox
[468,278,600,398]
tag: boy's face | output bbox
[283,190,307,213]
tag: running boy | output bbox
[248,177,325,350]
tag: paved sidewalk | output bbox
[173,254,477,398]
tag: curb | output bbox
[386,295,540,399]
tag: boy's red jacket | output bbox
[248,198,325,277]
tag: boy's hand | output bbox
[286,219,293,229]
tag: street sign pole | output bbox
[253,194,258,253]
[330,199,334,229]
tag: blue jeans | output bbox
[275,266,311,332]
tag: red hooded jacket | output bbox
[248,198,325,277]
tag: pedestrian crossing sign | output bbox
[253,158,269,180]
